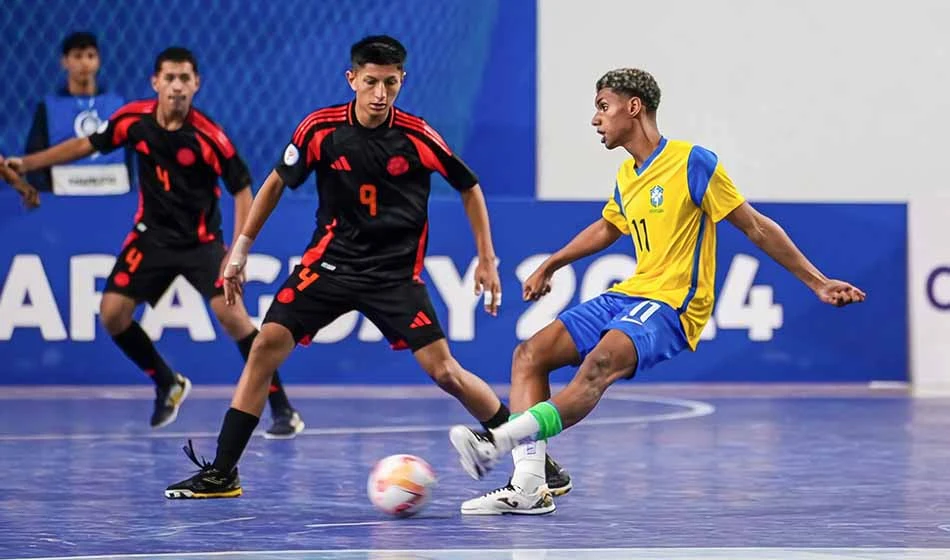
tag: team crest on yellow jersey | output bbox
[649,185,664,213]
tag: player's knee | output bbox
[250,329,285,358]
[579,350,615,394]
[210,299,250,339]
[99,300,132,335]
[512,340,546,382]
[426,359,465,396]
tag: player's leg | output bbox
[452,297,689,491]
[359,282,511,429]
[458,296,619,514]
[208,294,304,439]
[187,240,303,439]
[361,281,571,510]
[413,338,508,422]
[102,241,190,428]
[505,320,582,499]
[165,265,351,499]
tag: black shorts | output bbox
[105,233,226,306]
[262,264,445,352]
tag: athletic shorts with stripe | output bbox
[262,264,445,351]
[106,233,226,306]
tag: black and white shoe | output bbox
[460,483,555,515]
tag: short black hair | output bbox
[350,35,407,68]
[596,68,662,113]
[153,46,199,75]
[61,32,98,56]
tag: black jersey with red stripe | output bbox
[275,101,478,286]
[89,100,251,247]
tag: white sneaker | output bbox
[461,483,555,515]
[449,425,499,480]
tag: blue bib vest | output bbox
[45,92,131,195]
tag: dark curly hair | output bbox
[595,68,661,112]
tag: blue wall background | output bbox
[0,193,907,385]
[0,0,536,198]
[0,1,908,385]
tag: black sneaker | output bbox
[263,409,305,440]
[150,373,191,429]
[164,440,242,499]
[544,454,573,497]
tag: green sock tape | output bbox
[527,401,563,440]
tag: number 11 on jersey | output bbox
[631,218,650,252]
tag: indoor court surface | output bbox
[1,384,948,560]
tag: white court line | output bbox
[6,548,950,560]
[149,517,256,537]
[302,521,390,529]
[0,395,714,443]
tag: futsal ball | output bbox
[367,454,437,517]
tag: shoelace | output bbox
[182,439,214,472]
[485,483,518,496]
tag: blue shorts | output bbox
[558,292,689,376]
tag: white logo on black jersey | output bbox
[283,144,299,166]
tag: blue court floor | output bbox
[0,384,948,560]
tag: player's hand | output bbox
[523,264,554,301]
[0,155,39,210]
[815,279,866,307]
[222,235,253,306]
[16,182,41,210]
[3,156,27,175]
[474,255,502,317]
[222,255,246,306]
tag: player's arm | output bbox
[24,101,52,191]
[523,218,624,301]
[0,155,40,209]
[459,185,496,263]
[725,202,865,306]
[458,184,503,315]
[221,171,287,305]
[5,137,95,175]
[231,187,253,250]
[416,120,503,315]
[689,143,866,307]
[216,146,255,261]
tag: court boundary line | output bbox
[0,382,911,400]
[0,394,714,442]
[6,547,950,560]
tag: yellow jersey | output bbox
[602,137,746,349]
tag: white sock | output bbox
[510,439,546,494]
[490,412,540,455]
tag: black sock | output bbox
[212,407,260,473]
[480,402,511,433]
[237,331,292,413]
[111,322,176,387]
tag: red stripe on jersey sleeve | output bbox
[395,112,452,155]
[113,116,141,146]
[292,106,348,145]
[195,134,223,176]
[306,128,336,166]
[406,134,448,177]
[188,110,236,158]
[109,99,156,120]
[413,221,429,282]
